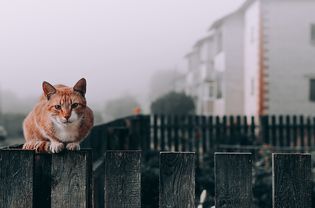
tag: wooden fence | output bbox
[80,115,315,165]
[83,115,315,152]
[0,149,311,208]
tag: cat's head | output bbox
[42,78,88,125]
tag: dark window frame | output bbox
[311,24,315,44]
[310,79,315,102]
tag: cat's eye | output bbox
[55,105,61,110]
[71,103,79,109]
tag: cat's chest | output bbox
[54,123,80,142]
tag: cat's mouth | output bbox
[62,121,73,124]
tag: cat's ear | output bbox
[42,81,56,100]
[73,78,86,97]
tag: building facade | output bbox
[185,0,315,116]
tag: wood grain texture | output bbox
[0,150,34,208]
[51,150,92,208]
[215,153,252,208]
[159,152,195,208]
[105,151,141,208]
[272,153,311,208]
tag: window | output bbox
[311,24,315,43]
[310,79,315,102]
[216,32,223,54]
[209,84,215,98]
[250,78,255,96]
[250,26,255,43]
[216,72,223,99]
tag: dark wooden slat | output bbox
[243,116,249,144]
[229,116,235,145]
[272,153,311,208]
[167,115,173,151]
[142,115,151,151]
[174,116,179,151]
[250,116,256,145]
[201,116,207,154]
[271,115,277,146]
[306,117,311,147]
[278,116,284,146]
[160,115,166,151]
[34,154,52,208]
[208,116,214,150]
[188,116,193,151]
[222,116,227,144]
[261,116,269,144]
[299,116,305,146]
[292,116,298,146]
[215,116,221,149]
[236,116,242,144]
[153,115,158,150]
[105,151,141,208]
[180,115,187,152]
[194,116,200,165]
[215,153,252,208]
[92,157,105,208]
[0,150,34,208]
[159,152,195,208]
[285,116,291,146]
[51,150,92,208]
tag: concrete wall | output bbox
[244,0,260,116]
[263,0,315,115]
[222,12,245,115]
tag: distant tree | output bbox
[151,92,195,115]
[104,95,141,120]
[149,69,185,101]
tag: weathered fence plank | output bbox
[159,152,195,208]
[105,151,141,208]
[0,150,34,208]
[272,153,312,208]
[215,153,252,208]
[51,150,92,208]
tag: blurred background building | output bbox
[184,0,315,116]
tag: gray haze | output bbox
[0,0,244,112]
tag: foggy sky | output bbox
[0,0,244,109]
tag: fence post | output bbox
[272,153,311,208]
[51,150,92,208]
[105,151,141,208]
[159,152,195,208]
[0,150,34,208]
[215,153,252,208]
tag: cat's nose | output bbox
[64,115,71,120]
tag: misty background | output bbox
[0,0,244,115]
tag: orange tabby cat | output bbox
[23,78,94,153]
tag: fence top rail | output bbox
[215,152,252,155]
[218,144,315,151]
[160,151,195,154]
[272,153,311,156]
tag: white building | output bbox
[185,0,315,116]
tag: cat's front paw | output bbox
[50,142,65,153]
[66,142,80,151]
